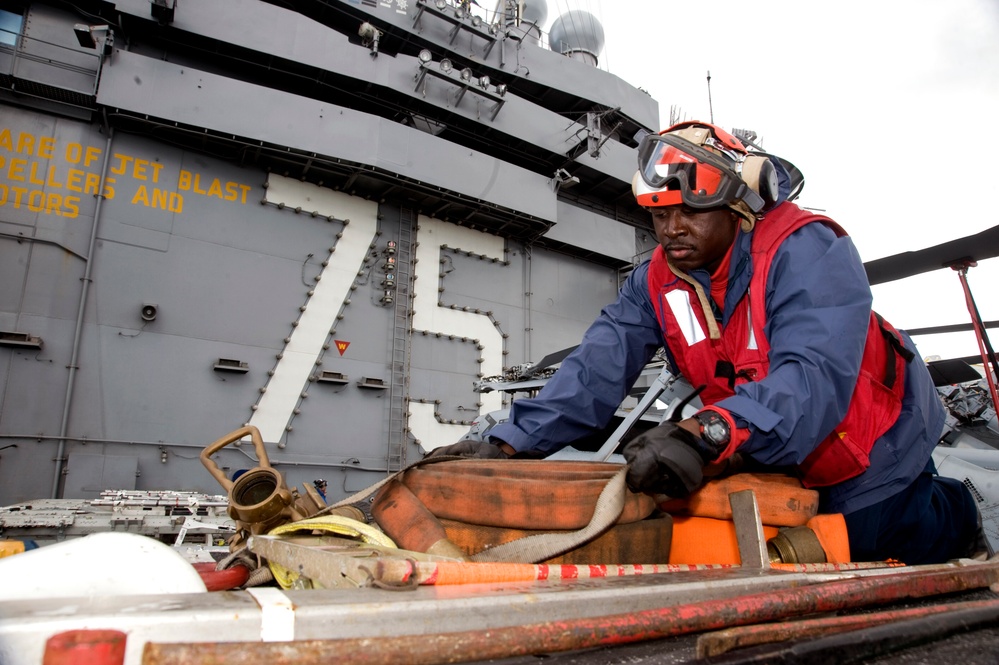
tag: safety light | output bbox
[435,0,447,8]
[74,23,114,55]
[460,68,472,81]
[418,49,432,63]
[496,83,507,96]
[440,58,453,73]
[478,75,490,89]
[471,15,483,28]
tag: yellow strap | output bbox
[268,515,395,546]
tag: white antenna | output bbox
[706,70,714,123]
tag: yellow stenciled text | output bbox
[2,129,253,219]
[0,184,81,217]
[110,153,164,183]
[0,153,114,218]
[178,170,252,204]
[131,185,183,213]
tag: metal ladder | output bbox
[386,209,415,472]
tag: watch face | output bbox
[704,421,727,442]
[698,412,730,448]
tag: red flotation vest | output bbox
[647,203,913,487]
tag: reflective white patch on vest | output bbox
[664,290,706,345]
[746,292,758,350]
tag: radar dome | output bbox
[520,0,549,28]
[509,0,548,46]
[548,10,605,66]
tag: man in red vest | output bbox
[436,121,979,564]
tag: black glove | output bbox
[425,439,511,459]
[622,423,717,497]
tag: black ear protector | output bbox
[740,155,780,208]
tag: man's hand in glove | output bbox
[425,438,516,459]
[622,417,726,498]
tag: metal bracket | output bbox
[729,489,770,570]
[248,535,453,589]
[595,364,678,461]
[413,0,499,57]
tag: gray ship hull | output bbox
[1,0,658,506]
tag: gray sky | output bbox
[541,0,999,361]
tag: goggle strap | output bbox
[735,183,765,213]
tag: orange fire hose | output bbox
[658,473,819,527]
[399,459,654,529]
[371,479,466,559]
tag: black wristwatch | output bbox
[694,410,731,456]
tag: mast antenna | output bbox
[706,70,714,123]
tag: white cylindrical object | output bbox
[0,532,207,600]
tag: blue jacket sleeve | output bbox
[715,223,874,466]
[488,263,664,455]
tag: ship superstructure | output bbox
[7,4,999,665]
[0,0,659,505]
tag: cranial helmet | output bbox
[632,121,781,231]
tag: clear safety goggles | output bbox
[636,133,762,211]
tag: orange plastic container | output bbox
[668,515,781,565]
